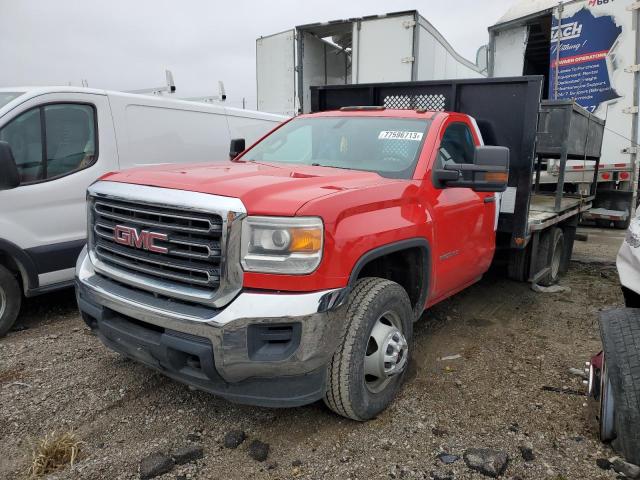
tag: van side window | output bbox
[0,103,97,184]
[437,122,475,167]
[0,109,43,183]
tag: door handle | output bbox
[484,196,496,204]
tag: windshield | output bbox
[0,92,24,110]
[241,116,431,179]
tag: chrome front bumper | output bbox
[76,247,348,386]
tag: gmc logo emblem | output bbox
[113,225,168,254]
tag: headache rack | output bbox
[311,76,606,257]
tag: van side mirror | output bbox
[434,146,509,193]
[0,141,20,191]
[229,138,246,160]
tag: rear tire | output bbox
[0,265,22,337]
[596,219,612,229]
[538,228,564,286]
[324,278,413,421]
[507,247,529,282]
[599,309,640,465]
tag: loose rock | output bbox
[223,430,246,449]
[437,453,460,465]
[247,440,269,462]
[611,457,640,479]
[292,459,303,467]
[172,445,204,465]
[431,470,454,480]
[519,446,535,462]
[463,448,509,478]
[139,453,175,479]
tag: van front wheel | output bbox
[0,265,21,337]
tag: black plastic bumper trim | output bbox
[75,282,327,408]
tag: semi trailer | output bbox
[256,10,484,116]
[487,0,640,228]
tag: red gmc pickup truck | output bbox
[76,78,599,420]
[75,105,508,421]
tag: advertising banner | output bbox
[549,7,622,112]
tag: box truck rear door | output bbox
[353,15,415,83]
[257,30,297,117]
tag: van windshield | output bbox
[0,92,24,110]
[240,116,431,179]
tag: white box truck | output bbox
[487,0,639,228]
[257,10,485,116]
[0,87,285,336]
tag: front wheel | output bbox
[0,265,22,337]
[324,278,413,421]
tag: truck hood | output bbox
[101,161,400,216]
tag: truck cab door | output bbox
[0,92,118,290]
[427,119,497,300]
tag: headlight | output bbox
[241,216,323,274]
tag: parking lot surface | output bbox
[0,230,626,479]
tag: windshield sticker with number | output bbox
[378,131,423,141]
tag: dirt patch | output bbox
[0,259,623,479]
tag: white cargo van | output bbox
[0,87,285,335]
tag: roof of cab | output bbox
[301,108,440,120]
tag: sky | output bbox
[0,0,517,110]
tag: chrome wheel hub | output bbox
[364,312,408,393]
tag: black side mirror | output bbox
[434,146,509,193]
[0,141,20,191]
[229,138,246,160]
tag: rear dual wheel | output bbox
[324,278,413,421]
[537,227,565,286]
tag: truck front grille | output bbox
[91,197,223,292]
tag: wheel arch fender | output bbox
[347,238,431,319]
[0,238,38,294]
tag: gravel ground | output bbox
[0,231,627,479]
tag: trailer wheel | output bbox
[0,264,21,337]
[538,228,564,286]
[324,277,413,421]
[599,309,640,465]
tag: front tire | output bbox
[324,278,413,421]
[0,265,21,337]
